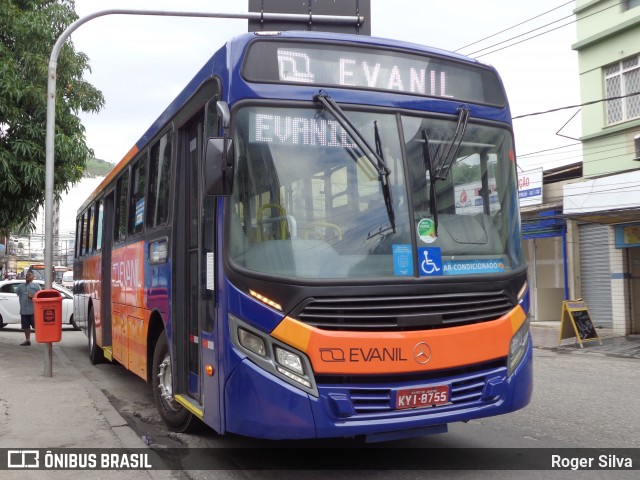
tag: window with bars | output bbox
[604,55,640,125]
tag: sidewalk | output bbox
[0,330,174,479]
[530,320,640,359]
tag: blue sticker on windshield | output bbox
[393,244,413,276]
[443,259,506,275]
[418,247,443,276]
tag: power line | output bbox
[473,20,574,58]
[459,1,622,59]
[521,148,640,174]
[454,1,574,52]
[518,142,581,158]
[515,143,638,174]
[519,138,633,160]
[512,91,640,119]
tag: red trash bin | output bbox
[33,289,63,343]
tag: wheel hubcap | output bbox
[157,353,180,411]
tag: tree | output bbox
[0,0,104,233]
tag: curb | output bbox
[52,345,177,478]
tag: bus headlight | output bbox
[275,347,304,374]
[507,317,530,376]
[230,314,318,396]
[238,328,267,357]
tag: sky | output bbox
[51,0,583,237]
[70,0,582,170]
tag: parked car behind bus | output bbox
[0,280,77,330]
[62,271,73,290]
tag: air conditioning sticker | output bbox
[442,259,506,275]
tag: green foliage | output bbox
[0,0,104,233]
[451,161,480,185]
[85,157,115,177]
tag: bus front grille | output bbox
[320,363,507,417]
[293,291,515,331]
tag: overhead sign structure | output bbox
[248,0,370,35]
[559,299,603,348]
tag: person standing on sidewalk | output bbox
[16,270,41,346]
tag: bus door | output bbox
[101,193,114,350]
[174,113,212,410]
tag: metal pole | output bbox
[43,8,365,377]
[45,344,53,377]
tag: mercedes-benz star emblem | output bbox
[413,342,432,364]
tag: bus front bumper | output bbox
[224,338,533,440]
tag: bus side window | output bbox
[147,131,173,228]
[81,211,89,256]
[116,169,130,242]
[87,205,94,253]
[129,154,147,235]
[75,216,83,258]
[95,200,104,251]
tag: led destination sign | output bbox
[243,41,506,106]
[249,111,357,148]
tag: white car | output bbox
[0,280,77,330]
[62,271,73,289]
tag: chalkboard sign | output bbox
[559,300,602,348]
[571,309,597,340]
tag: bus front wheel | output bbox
[152,331,197,432]
[88,309,103,365]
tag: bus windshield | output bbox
[229,105,524,280]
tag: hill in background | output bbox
[85,157,115,178]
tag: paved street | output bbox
[2,322,640,479]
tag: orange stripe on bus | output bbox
[273,306,527,375]
[271,318,314,352]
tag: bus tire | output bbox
[88,308,104,365]
[152,330,197,432]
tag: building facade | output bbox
[566,0,640,334]
[520,164,581,322]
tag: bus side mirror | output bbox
[204,137,234,196]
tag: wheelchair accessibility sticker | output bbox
[418,247,443,276]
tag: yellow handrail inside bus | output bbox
[256,203,287,241]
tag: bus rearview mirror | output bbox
[204,137,234,196]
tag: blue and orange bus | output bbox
[74,30,532,441]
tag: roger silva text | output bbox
[551,454,633,470]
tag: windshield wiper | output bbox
[420,106,470,237]
[434,105,470,180]
[373,120,396,233]
[421,129,439,237]
[314,91,396,233]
